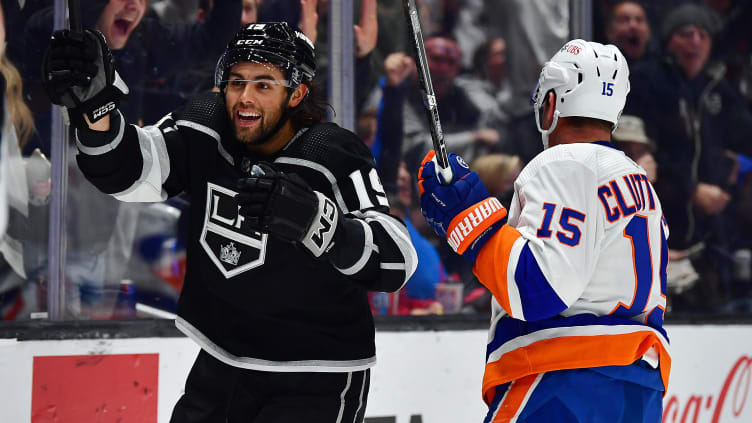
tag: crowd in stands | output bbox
[1,0,752,319]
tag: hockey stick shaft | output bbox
[402,0,453,183]
[68,0,82,32]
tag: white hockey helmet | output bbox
[532,40,630,148]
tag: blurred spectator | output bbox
[605,1,658,66]
[418,0,463,37]
[612,115,657,182]
[0,1,49,319]
[241,0,259,26]
[309,0,378,111]
[703,0,752,107]
[22,0,241,152]
[471,153,522,205]
[2,0,48,73]
[383,162,445,315]
[625,3,752,312]
[356,107,378,149]
[257,0,318,43]
[456,37,513,152]
[257,0,300,26]
[369,36,500,173]
[452,0,486,69]
[260,0,378,111]
[151,0,200,25]
[95,0,147,50]
[143,0,326,123]
[366,0,407,91]
[477,0,568,163]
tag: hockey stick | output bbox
[68,0,82,33]
[402,0,453,183]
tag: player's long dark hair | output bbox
[289,79,331,130]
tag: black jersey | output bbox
[75,92,417,372]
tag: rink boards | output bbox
[0,323,750,422]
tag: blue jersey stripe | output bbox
[514,243,567,320]
[483,382,511,421]
[486,313,670,361]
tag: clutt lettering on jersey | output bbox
[598,172,656,223]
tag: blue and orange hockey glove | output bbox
[418,151,507,262]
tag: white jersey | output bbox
[473,141,670,404]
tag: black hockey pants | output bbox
[170,349,370,423]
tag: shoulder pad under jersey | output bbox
[173,91,230,135]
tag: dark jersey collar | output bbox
[592,140,619,150]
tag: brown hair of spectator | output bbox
[471,37,507,83]
[0,53,35,147]
[471,154,522,196]
[289,79,330,130]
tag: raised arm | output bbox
[43,28,189,201]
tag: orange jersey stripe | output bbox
[473,225,523,316]
[490,374,541,422]
[482,331,671,404]
[447,198,507,254]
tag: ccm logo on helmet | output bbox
[237,39,264,46]
[560,43,581,55]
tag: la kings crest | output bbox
[201,182,267,278]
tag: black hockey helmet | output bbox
[214,22,316,90]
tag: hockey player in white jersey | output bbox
[418,40,670,422]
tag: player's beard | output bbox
[231,97,287,146]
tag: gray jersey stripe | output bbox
[146,125,170,185]
[353,370,367,423]
[335,219,376,276]
[75,110,125,155]
[112,125,168,202]
[353,210,418,287]
[335,372,353,423]
[176,317,377,372]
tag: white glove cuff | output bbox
[301,191,339,257]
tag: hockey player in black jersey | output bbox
[42,22,417,423]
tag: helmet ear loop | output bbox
[534,90,560,149]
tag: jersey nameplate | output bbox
[200,182,268,278]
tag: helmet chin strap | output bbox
[534,107,560,150]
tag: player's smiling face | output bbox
[224,62,291,147]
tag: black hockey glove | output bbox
[42,29,128,127]
[236,162,340,258]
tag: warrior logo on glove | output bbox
[418,150,508,262]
